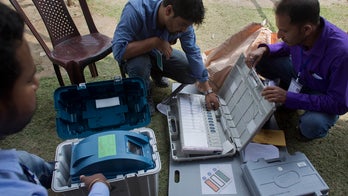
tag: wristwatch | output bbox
[204,88,214,95]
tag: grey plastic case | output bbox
[52,128,161,196]
[241,152,329,196]
[166,54,276,161]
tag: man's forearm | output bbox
[122,37,159,60]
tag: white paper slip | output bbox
[244,142,279,162]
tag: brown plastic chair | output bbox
[9,0,112,86]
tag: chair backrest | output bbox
[77,0,98,34]
[9,0,99,48]
[31,0,80,46]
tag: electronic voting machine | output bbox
[166,54,276,161]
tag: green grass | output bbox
[1,1,348,196]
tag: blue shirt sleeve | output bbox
[112,3,142,63]
[180,26,208,82]
[88,182,110,196]
[0,150,48,196]
[0,180,48,196]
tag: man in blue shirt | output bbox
[0,3,110,195]
[246,0,348,140]
[112,0,220,114]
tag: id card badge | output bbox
[288,78,302,93]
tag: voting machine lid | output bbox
[69,129,156,183]
[53,76,151,139]
[217,53,276,152]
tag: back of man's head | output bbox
[163,0,205,25]
[275,0,320,26]
[0,2,25,100]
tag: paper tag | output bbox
[288,78,302,93]
[151,49,163,71]
[297,161,307,168]
[244,143,279,162]
[98,134,117,158]
[95,97,120,108]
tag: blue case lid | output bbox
[54,77,151,140]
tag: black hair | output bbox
[163,0,205,25]
[0,2,24,100]
[275,0,320,26]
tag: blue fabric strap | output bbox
[19,163,40,185]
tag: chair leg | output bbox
[119,61,127,78]
[53,63,65,86]
[66,62,86,85]
[88,63,98,78]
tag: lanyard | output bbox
[20,163,40,185]
[297,48,312,82]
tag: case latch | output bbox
[114,75,123,85]
[77,83,86,90]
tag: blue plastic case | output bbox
[54,77,150,139]
[53,77,157,184]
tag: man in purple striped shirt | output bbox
[246,0,348,140]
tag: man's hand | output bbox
[80,173,110,192]
[205,92,220,111]
[245,46,268,68]
[198,81,220,111]
[261,86,287,104]
[156,38,173,60]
